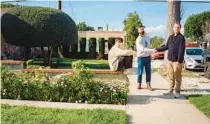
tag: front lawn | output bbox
[1,104,127,124]
[186,95,210,118]
[28,58,110,69]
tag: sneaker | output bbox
[174,92,181,98]
[163,91,173,95]
[137,84,142,89]
[146,83,153,91]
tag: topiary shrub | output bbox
[98,38,105,59]
[89,38,96,58]
[1,6,78,64]
[0,3,15,8]
[79,37,86,57]
[108,37,115,50]
[71,43,78,52]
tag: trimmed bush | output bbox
[1,65,128,104]
[89,38,97,58]
[108,37,115,50]
[98,38,105,59]
[79,38,86,57]
[1,6,78,63]
[1,6,78,47]
[71,43,78,52]
[0,3,15,8]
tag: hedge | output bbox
[0,3,15,8]
[1,64,128,104]
[98,38,105,59]
[89,38,97,58]
[108,37,115,50]
[71,43,78,52]
[1,6,78,47]
[79,38,86,57]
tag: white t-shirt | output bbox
[136,35,154,57]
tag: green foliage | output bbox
[89,38,97,58]
[1,65,127,104]
[72,60,85,69]
[0,3,15,8]
[1,6,78,47]
[150,36,164,48]
[26,59,33,66]
[123,11,143,48]
[71,43,78,52]
[187,95,210,118]
[26,65,51,69]
[108,37,115,50]
[79,37,86,55]
[77,21,95,31]
[98,38,105,59]
[184,11,210,41]
[1,104,128,124]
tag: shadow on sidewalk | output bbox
[127,94,187,105]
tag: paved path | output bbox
[126,58,210,124]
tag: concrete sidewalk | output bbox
[126,59,210,124]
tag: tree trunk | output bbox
[41,47,46,66]
[58,0,61,10]
[24,47,31,61]
[47,46,53,66]
[58,46,64,58]
[163,0,181,67]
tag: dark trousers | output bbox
[137,56,151,84]
[117,56,133,71]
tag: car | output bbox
[152,51,164,59]
[183,48,204,70]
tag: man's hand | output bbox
[153,49,157,53]
[132,51,137,57]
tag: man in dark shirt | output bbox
[155,22,185,98]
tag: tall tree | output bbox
[184,11,210,41]
[163,0,181,66]
[123,11,142,49]
[77,22,95,31]
[150,36,164,49]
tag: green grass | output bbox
[30,58,110,69]
[1,104,127,124]
[186,95,210,118]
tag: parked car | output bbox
[151,51,164,59]
[183,48,204,70]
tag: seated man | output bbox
[108,37,135,72]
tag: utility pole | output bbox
[58,0,61,10]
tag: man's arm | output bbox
[156,36,170,52]
[115,49,134,57]
[177,36,185,63]
[136,37,154,55]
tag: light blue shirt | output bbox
[136,35,153,57]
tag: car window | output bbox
[186,49,203,55]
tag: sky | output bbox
[5,0,210,38]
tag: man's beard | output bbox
[140,31,145,36]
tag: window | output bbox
[186,49,203,55]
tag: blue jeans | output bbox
[137,56,151,84]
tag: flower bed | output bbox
[1,65,129,105]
